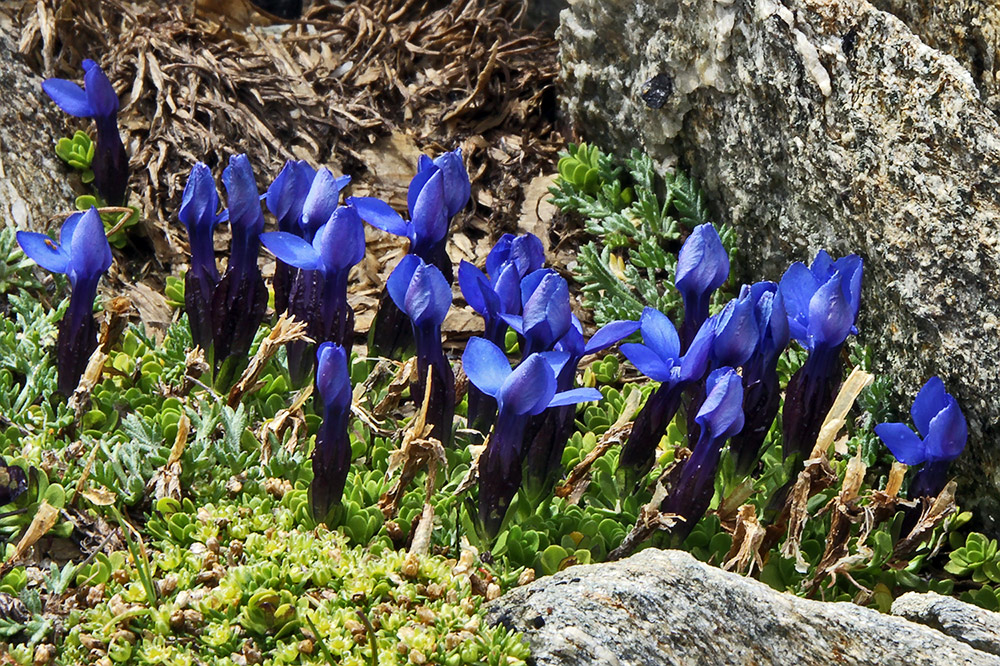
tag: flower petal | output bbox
[675,223,729,298]
[486,234,513,277]
[266,160,315,231]
[300,169,343,239]
[348,196,409,236]
[404,262,451,327]
[407,160,437,218]
[696,367,744,440]
[498,353,556,415]
[17,231,70,274]
[620,342,673,382]
[41,79,93,117]
[639,307,680,363]
[548,387,603,408]
[82,59,119,118]
[509,233,545,277]
[433,148,471,218]
[493,264,522,315]
[924,395,967,462]
[807,273,855,349]
[584,319,640,355]
[458,261,498,316]
[778,261,819,343]
[874,422,928,465]
[462,337,512,398]
[410,169,448,248]
[179,162,221,232]
[261,231,320,270]
[316,342,352,410]
[67,208,112,287]
[386,254,422,312]
[316,205,366,272]
[910,376,947,439]
[678,316,714,382]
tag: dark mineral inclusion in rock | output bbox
[641,73,674,109]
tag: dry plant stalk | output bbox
[722,504,766,575]
[148,411,191,501]
[227,314,309,407]
[372,357,418,418]
[810,367,874,460]
[0,501,60,578]
[805,451,869,592]
[892,481,958,562]
[258,384,312,464]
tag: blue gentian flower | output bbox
[349,150,469,358]
[311,342,354,520]
[875,376,967,499]
[178,162,224,350]
[17,207,112,395]
[675,223,729,349]
[662,367,744,543]
[778,250,863,460]
[728,282,790,475]
[262,203,366,384]
[463,337,602,537]
[617,308,713,486]
[211,154,267,384]
[522,316,639,494]
[484,233,546,279]
[387,255,455,446]
[42,59,129,205]
[265,160,318,313]
[501,270,572,356]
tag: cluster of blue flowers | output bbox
[20,58,971,539]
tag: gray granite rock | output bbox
[870,1,1000,113]
[0,12,79,232]
[558,0,1000,531]
[488,549,1000,666]
[893,591,1000,657]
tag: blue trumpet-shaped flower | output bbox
[311,342,354,520]
[662,367,744,543]
[178,162,224,350]
[211,154,267,385]
[43,59,129,205]
[501,270,572,356]
[262,203,366,383]
[875,376,967,499]
[387,255,455,446]
[675,223,729,350]
[349,149,469,358]
[459,233,546,432]
[617,307,713,487]
[463,337,602,537]
[521,316,639,494]
[265,160,317,313]
[778,250,863,461]
[728,282,790,475]
[17,207,112,395]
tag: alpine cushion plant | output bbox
[349,148,470,357]
[617,307,713,489]
[17,207,112,395]
[311,342,354,521]
[462,337,602,538]
[42,59,129,206]
[178,162,224,350]
[875,376,968,500]
[779,250,863,462]
[211,154,268,386]
[675,223,729,350]
[386,255,455,446]
[459,233,546,432]
[661,366,744,543]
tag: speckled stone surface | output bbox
[558,0,1000,532]
[871,0,1000,114]
[0,13,79,232]
[893,591,1000,656]
[487,549,1000,666]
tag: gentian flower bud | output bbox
[779,251,863,460]
[211,154,267,385]
[43,59,129,205]
[617,308,713,487]
[17,207,112,395]
[522,316,639,495]
[485,233,545,279]
[501,270,572,356]
[178,162,224,350]
[875,376,967,499]
[311,342,354,520]
[728,282,790,475]
[662,367,744,543]
[262,203,366,384]
[463,337,602,537]
[675,223,729,350]
[348,149,469,358]
[387,255,455,446]
[265,160,318,313]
